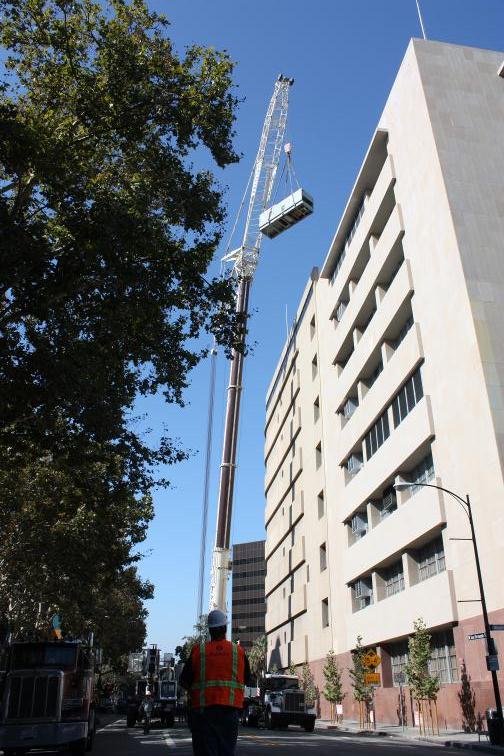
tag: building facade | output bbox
[264,39,504,727]
[231,540,266,651]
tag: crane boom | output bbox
[209,76,293,612]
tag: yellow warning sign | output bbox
[362,651,381,670]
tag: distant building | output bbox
[231,540,266,650]
[264,39,504,727]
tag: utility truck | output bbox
[126,647,177,728]
[0,636,99,755]
[242,673,316,732]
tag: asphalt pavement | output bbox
[0,717,493,755]
[88,717,472,755]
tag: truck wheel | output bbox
[304,720,315,732]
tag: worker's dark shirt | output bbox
[179,643,253,693]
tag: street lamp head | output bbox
[393,476,414,492]
[393,475,414,491]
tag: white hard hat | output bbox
[208,609,227,628]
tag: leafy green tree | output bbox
[0,0,240,639]
[323,649,345,721]
[287,660,297,676]
[301,662,318,708]
[405,618,440,703]
[178,616,209,661]
[349,636,372,727]
[248,634,267,681]
[349,636,372,705]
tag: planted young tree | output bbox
[301,662,318,709]
[288,661,298,676]
[323,649,345,723]
[0,0,241,643]
[349,636,372,729]
[405,619,440,735]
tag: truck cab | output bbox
[242,673,316,732]
[0,639,98,755]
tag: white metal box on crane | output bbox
[259,188,314,239]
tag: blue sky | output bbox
[137,0,504,653]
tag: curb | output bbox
[315,722,504,752]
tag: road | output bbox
[86,717,467,755]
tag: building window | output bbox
[329,193,369,284]
[417,536,445,582]
[392,367,424,427]
[359,305,377,334]
[315,442,322,469]
[389,641,409,686]
[366,359,383,390]
[313,396,320,422]
[378,486,397,519]
[351,511,368,539]
[312,354,318,379]
[428,630,458,684]
[310,315,316,339]
[319,543,327,572]
[365,409,390,460]
[322,598,329,628]
[345,452,363,476]
[408,451,435,494]
[335,299,348,322]
[384,560,405,598]
[317,490,325,519]
[342,395,359,419]
[394,314,414,349]
[353,577,373,610]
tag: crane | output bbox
[208,74,312,613]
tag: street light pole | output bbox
[465,495,503,717]
[393,480,503,742]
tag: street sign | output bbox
[364,672,381,685]
[487,654,500,672]
[468,632,487,641]
[490,624,504,632]
[393,671,406,685]
[362,651,381,670]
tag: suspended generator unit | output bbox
[259,188,314,239]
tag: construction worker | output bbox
[179,609,253,756]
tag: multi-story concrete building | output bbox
[231,540,266,651]
[264,38,504,728]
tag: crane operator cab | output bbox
[259,142,313,239]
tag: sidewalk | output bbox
[315,718,504,753]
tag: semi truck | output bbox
[241,673,316,732]
[0,637,99,755]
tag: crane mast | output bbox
[209,76,293,612]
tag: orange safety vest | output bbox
[190,640,245,709]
